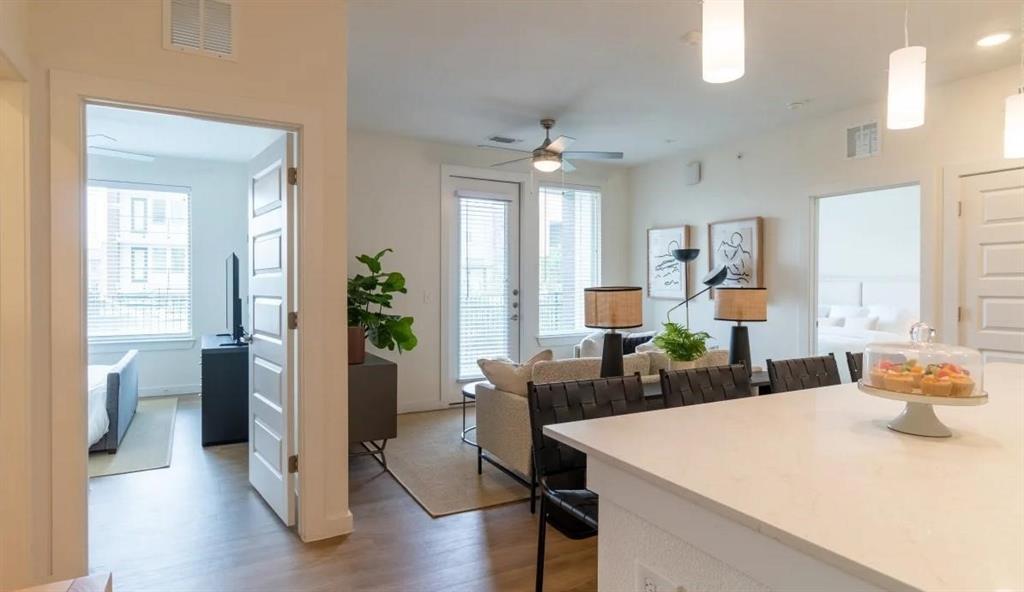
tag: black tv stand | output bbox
[201,333,248,446]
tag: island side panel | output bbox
[588,458,893,592]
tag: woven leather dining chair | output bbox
[846,351,864,383]
[659,364,753,407]
[766,353,842,393]
[527,374,646,592]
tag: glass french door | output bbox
[448,177,520,398]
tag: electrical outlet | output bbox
[635,562,685,592]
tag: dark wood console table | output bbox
[349,353,398,467]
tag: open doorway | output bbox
[813,184,922,379]
[83,104,299,572]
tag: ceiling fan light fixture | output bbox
[702,0,745,84]
[533,153,562,173]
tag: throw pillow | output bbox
[578,331,606,358]
[477,350,553,396]
[818,316,844,327]
[845,315,879,331]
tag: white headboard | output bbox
[820,276,920,315]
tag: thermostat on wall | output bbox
[685,161,701,185]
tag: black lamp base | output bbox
[728,324,751,374]
[600,332,624,378]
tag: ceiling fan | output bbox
[479,119,623,173]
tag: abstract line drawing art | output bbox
[647,226,688,300]
[708,217,763,296]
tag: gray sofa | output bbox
[89,349,140,454]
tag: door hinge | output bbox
[957,306,964,322]
[957,201,963,217]
[287,167,298,186]
[288,455,298,474]
[288,311,298,330]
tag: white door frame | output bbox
[940,160,1024,344]
[805,181,922,356]
[0,79,36,590]
[440,165,530,408]
[49,69,351,579]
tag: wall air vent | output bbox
[845,121,880,159]
[164,0,236,60]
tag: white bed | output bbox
[87,364,111,447]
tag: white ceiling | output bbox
[86,104,284,162]
[349,0,1021,164]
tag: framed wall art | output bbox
[647,225,689,300]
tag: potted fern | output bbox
[347,249,418,364]
[652,322,712,369]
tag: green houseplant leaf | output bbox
[348,249,418,354]
[652,322,712,362]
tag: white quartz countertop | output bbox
[544,363,1024,592]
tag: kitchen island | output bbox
[544,363,1023,592]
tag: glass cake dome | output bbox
[862,322,984,399]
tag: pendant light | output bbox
[702,0,745,84]
[1004,10,1024,159]
[887,3,926,130]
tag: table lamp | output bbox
[714,287,767,373]
[584,286,643,377]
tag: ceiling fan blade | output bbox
[476,144,532,154]
[546,135,576,154]
[561,159,576,173]
[491,156,532,167]
[561,150,624,160]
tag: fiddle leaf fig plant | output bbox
[347,248,418,353]
[653,322,712,362]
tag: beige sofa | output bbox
[474,349,729,486]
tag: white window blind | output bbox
[458,195,513,380]
[538,185,601,336]
[87,183,192,341]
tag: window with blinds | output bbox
[87,183,192,341]
[458,195,513,380]
[538,185,601,336]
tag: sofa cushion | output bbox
[477,349,553,396]
[532,353,649,385]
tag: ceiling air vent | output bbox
[164,0,236,60]
[845,121,880,159]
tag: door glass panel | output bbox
[458,196,512,379]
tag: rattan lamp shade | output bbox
[584,287,643,329]
[714,287,767,322]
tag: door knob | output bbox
[510,314,519,321]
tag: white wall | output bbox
[818,185,920,282]
[629,65,1020,370]
[348,130,631,412]
[86,154,248,396]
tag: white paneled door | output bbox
[959,168,1024,363]
[247,135,296,525]
[447,177,520,401]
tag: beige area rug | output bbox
[89,397,178,478]
[380,407,530,517]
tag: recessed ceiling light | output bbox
[977,32,1012,47]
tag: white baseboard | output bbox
[139,384,201,397]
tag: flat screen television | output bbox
[224,253,244,343]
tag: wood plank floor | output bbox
[89,397,597,591]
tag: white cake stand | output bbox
[858,381,988,438]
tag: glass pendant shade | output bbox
[886,46,927,130]
[1005,93,1024,159]
[533,154,561,173]
[702,0,745,84]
